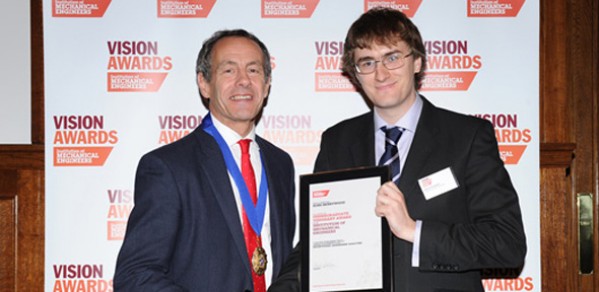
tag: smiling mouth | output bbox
[376,84,394,90]
[231,95,252,100]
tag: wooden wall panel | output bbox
[16,169,45,291]
[540,0,598,290]
[0,147,44,292]
[539,0,570,143]
[540,143,576,291]
[0,191,17,291]
[0,1,47,291]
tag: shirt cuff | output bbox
[411,220,422,267]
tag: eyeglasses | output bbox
[354,51,413,74]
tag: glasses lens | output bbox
[355,52,411,74]
[383,53,403,70]
[356,60,375,74]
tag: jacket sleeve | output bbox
[267,244,301,292]
[113,153,187,291]
[418,121,527,272]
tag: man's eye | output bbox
[219,67,235,74]
[360,60,375,68]
[386,54,400,63]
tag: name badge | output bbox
[418,167,459,200]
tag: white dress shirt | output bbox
[211,117,274,285]
[373,94,424,267]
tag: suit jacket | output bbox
[114,126,296,291]
[269,96,526,292]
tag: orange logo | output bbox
[421,71,477,91]
[52,115,118,166]
[157,0,217,18]
[312,190,330,198]
[53,146,113,166]
[107,41,172,92]
[262,0,320,18]
[420,177,432,188]
[107,72,168,92]
[468,0,525,17]
[364,0,422,17]
[422,40,482,91]
[314,41,355,92]
[52,0,111,17]
[498,145,527,165]
[474,113,531,165]
[107,221,128,240]
[314,73,355,92]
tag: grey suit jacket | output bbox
[114,126,296,291]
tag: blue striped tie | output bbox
[378,126,404,182]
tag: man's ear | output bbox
[414,56,423,74]
[264,77,272,98]
[197,74,210,99]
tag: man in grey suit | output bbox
[114,29,295,291]
[269,8,526,292]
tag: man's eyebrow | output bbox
[216,60,237,67]
[246,60,263,67]
[216,59,262,68]
[355,50,402,62]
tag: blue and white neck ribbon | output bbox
[201,113,268,235]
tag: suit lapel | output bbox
[398,97,438,195]
[193,129,254,277]
[351,112,376,167]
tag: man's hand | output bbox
[375,181,416,242]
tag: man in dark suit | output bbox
[269,8,526,292]
[114,29,296,291]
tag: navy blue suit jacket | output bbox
[114,126,296,291]
[269,96,526,292]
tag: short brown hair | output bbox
[341,8,426,90]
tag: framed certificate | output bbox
[300,166,393,292]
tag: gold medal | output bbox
[251,247,267,275]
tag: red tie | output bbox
[239,139,266,292]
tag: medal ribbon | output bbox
[201,114,268,235]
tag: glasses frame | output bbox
[354,51,413,75]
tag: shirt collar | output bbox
[210,114,257,148]
[374,94,423,133]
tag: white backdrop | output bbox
[44,1,539,291]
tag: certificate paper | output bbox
[300,167,392,292]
